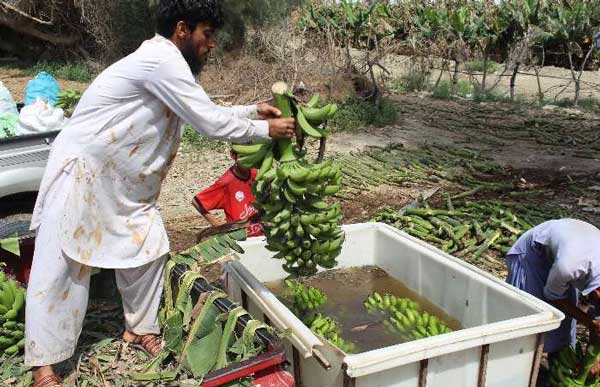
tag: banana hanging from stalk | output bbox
[235,82,344,277]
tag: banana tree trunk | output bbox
[481,54,488,95]
[434,60,448,88]
[566,49,579,106]
[574,45,595,107]
[452,60,460,94]
[510,63,520,101]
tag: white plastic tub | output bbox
[224,223,563,387]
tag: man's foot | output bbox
[33,366,60,387]
[122,331,163,356]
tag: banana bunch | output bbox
[258,161,344,277]
[385,308,452,341]
[0,271,26,355]
[364,292,418,314]
[285,280,357,353]
[306,313,356,353]
[549,343,600,387]
[231,82,344,277]
[285,279,327,314]
[365,292,452,342]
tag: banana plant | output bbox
[468,1,509,94]
[501,0,550,101]
[544,0,598,106]
[444,5,474,90]
[409,2,452,88]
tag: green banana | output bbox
[301,105,332,122]
[306,94,320,108]
[305,169,321,182]
[4,309,17,320]
[326,104,338,119]
[256,150,274,180]
[300,214,316,226]
[307,197,329,210]
[10,330,24,339]
[297,110,323,138]
[322,185,340,196]
[232,143,266,155]
[237,144,270,168]
[287,179,307,196]
[282,186,297,204]
[289,164,311,182]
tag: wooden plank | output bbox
[478,344,490,387]
[529,333,545,387]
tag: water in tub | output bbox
[265,265,463,353]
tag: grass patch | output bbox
[392,69,431,92]
[464,60,500,74]
[472,86,510,103]
[181,124,228,151]
[331,96,398,131]
[431,80,474,99]
[26,62,94,83]
[552,97,600,112]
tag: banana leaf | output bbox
[183,322,222,378]
[164,313,184,353]
[229,320,268,362]
[215,307,249,370]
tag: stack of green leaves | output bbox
[177,229,246,263]
[365,292,453,342]
[373,199,564,259]
[132,264,270,382]
[336,143,508,200]
[0,271,25,356]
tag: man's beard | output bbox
[181,38,205,76]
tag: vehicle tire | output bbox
[0,213,33,238]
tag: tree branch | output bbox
[0,12,77,46]
[0,1,54,25]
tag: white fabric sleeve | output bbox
[144,60,269,143]
[543,261,578,301]
[228,105,258,119]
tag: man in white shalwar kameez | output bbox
[25,1,296,386]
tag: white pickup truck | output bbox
[0,112,59,239]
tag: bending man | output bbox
[505,219,600,359]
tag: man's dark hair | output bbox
[157,0,225,38]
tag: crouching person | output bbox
[505,218,600,381]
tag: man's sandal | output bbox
[123,333,163,356]
[33,375,61,387]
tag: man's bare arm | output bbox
[192,199,225,227]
